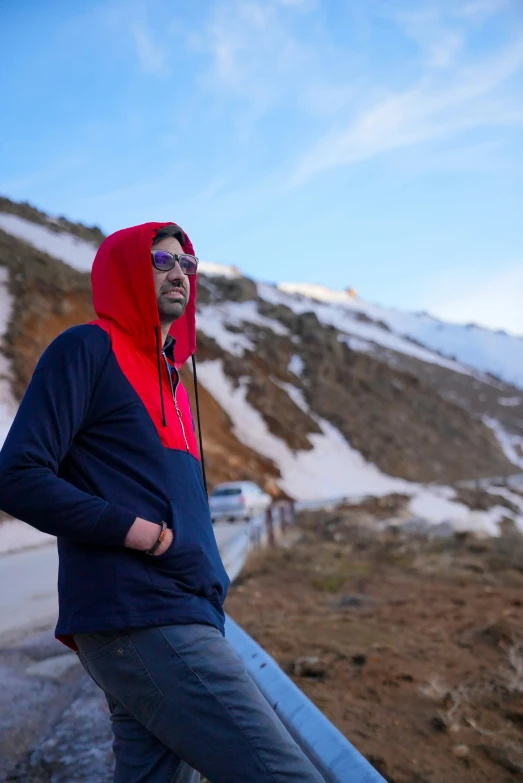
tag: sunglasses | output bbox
[151,250,199,276]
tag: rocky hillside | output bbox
[1,196,522,531]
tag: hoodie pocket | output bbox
[147,499,230,603]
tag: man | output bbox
[0,222,323,783]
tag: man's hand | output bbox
[124,517,174,556]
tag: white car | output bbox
[209,481,272,523]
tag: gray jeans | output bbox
[75,624,324,783]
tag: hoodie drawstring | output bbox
[154,327,207,495]
[191,353,208,496]
[154,326,167,427]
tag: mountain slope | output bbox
[278,282,523,390]
[1,197,522,534]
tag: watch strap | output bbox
[145,521,168,556]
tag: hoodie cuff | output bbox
[91,503,137,547]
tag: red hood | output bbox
[91,222,196,366]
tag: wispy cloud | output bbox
[394,7,464,69]
[456,0,513,18]
[200,0,311,102]
[131,22,170,77]
[275,0,317,7]
[289,32,523,185]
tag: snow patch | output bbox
[279,282,356,304]
[274,381,310,413]
[225,301,289,336]
[288,354,304,377]
[198,261,241,279]
[484,417,523,470]
[0,213,97,272]
[498,396,522,407]
[197,307,254,356]
[485,485,523,515]
[408,486,510,536]
[197,301,288,356]
[343,335,374,353]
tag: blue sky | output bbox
[1,0,522,333]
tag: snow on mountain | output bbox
[287,355,304,377]
[260,283,477,378]
[198,261,241,278]
[196,359,523,535]
[278,282,523,390]
[197,300,289,357]
[483,417,523,470]
[197,358,405,500]
[0,213,97,272]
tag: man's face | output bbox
[152,236,190,324]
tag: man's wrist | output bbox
[124,518,163,551]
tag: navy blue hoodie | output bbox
[0,221,229,648]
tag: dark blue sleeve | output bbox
[0,326,136,546]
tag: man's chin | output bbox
[158,301,187,321]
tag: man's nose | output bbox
[166,261,185,280]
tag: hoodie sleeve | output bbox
[0,326,136,546]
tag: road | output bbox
[0,521,246,639]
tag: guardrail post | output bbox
[279,502,287,533]
[266,506,275,547]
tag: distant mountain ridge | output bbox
[1,196,522,534]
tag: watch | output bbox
[145,521,168,556]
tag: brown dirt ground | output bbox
[225,503,523,783]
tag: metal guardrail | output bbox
[219,525,253,583]
[225,617,385,783]
[219,506,385,783]
[295,496,363,512]
[454,471,523,490]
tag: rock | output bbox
[0,626,85,781]
[482,743,523,775]
[428,522,456,539]
[211,276,258,303]
[351,654,367,667]
[456,487,520,513]
[401,518,431,535]
[291,656,327,678]
[367,754,390,778]
[505,707,523,726]
[15,630,66,661]
[452,744,470,759]
[478,618,515,647]
[16,677,114,783]
[430,715,448,732]
[330,594,376,610]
